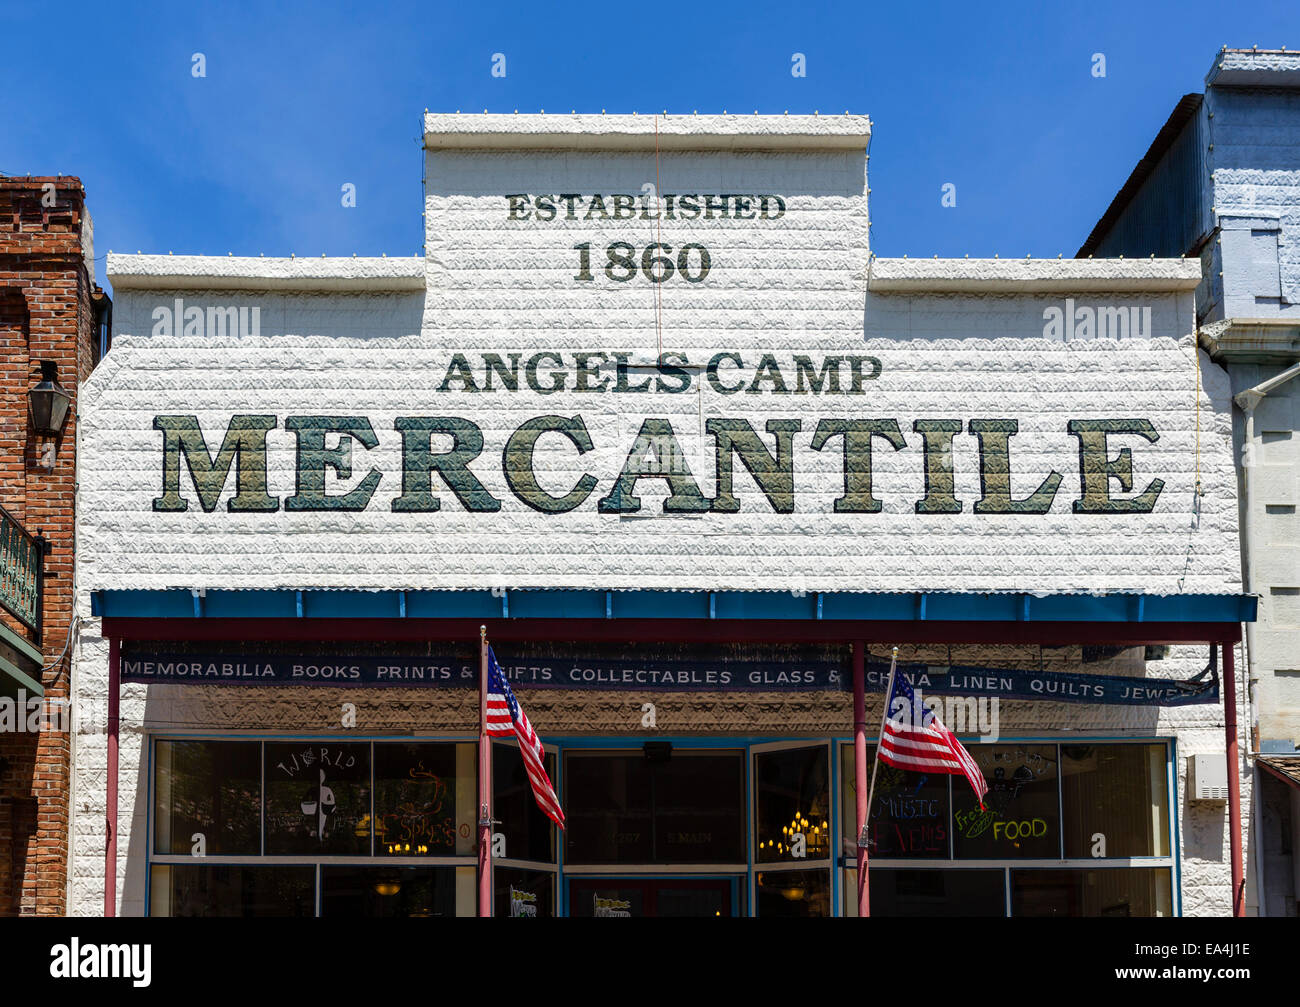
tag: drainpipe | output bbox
[1233,361,1300,916]
[1224,643,1244,916]
[91,286,112,363]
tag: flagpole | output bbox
[477,625,492,918]
[852,640,869,918]
[860,646,899,917]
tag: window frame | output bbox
[750,739,834,917]
[560,745,749,870]
[146,733,1180,917]
[146,733,481,917]
[834,738,1178,917]
[491,737,560,917]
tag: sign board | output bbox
[89,120,1238,598]
[80,336,1239,596]
[117,647,1218,706]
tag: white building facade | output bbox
[68,115,1253,917]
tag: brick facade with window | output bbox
[0,176,105,915]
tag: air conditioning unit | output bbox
[1188,754,1229,802]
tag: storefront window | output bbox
[1061,744,1170,858]
[754,745,830,863]
[373,743,469,857]
[150,739,482,916]
[265,742,372,855]
[495,868,556,918]
[842,745,950,859]
[650,751,745,862]
[755,869,831,917]
[149,865,315,917]
[952,745,1059,859]
[568,877,736,917]
[564,749,744,864]
[321,866,469,917]
[496,742,559,863]
[150,737,1175,916]
[843,867,1006,917]
[564,752,651,863]
[753,744,831,916]
[836,741,1174,918]
[1011,868,1173,917]
[153,740,261,856]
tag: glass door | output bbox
[492,740,560,917]
[562,748,746,866]
[567,877,736,917]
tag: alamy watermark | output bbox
[1043,298,1151,342]
[0,691,71,733]
[50,940,151,987]
[889,684,1000,742]
[151,297,261,337]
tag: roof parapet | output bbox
[868,257,1202,293]
[423,112,871,151]
[107,253,425,292]
[1207,47,1300,88]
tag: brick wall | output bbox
[0,176,101,915]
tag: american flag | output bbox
[878,667,988,806]
[485,647,566,830]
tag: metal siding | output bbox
[1093,111,1208,259]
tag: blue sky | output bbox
[2,0,1296,292]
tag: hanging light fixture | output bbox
[28,361,71,437]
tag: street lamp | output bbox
[28,361,71,437]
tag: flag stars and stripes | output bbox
[878,666,988,806]
[486,647,566,830]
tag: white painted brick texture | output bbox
[76,332,1239,596]
[68,134,1247,916]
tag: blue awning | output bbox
[91,588,1257,625]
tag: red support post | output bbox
[105,637,119,917]
[1223,642,1244,917]
[853,640,869,917]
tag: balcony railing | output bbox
[0,503,42,632]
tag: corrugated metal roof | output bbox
[1258,756,1300,788]
[1076,94,1203,258]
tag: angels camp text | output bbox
[329,350,881,396]
[151,412,1165,516]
